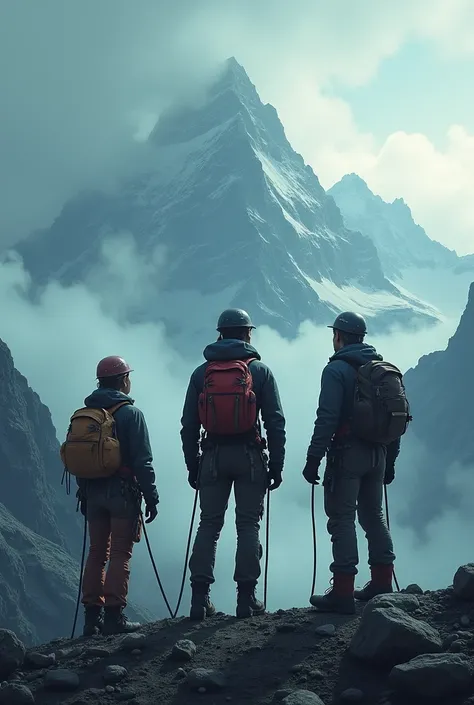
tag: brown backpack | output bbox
[60,402,130,479]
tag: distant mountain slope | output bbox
[402,281,474,534]
[12,58,440,351]
[329,173,458,278]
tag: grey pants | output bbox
[189,444,267,585]
[323,441,395,575]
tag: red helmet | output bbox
[96,356,133,379]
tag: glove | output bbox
[145,504,158,523]
[302,455,322,485]
[268,463,283,491]
[187,459,200,490]
[384,463,395,485]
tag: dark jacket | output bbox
[307,343,401,467]
[78,388,159,507]
[180,339,286,472]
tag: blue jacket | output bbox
[180,339,286,472]
[307,343,401,465]
[79,388,159,507]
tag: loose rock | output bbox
[460,615,471,627]
[170,639,197,662]
[120,634,148,651]
[104,665,128,685]
[0,683,35,704]
[0,630,26,679]
[186,668,226,692]
[315,624,336,636]
[105,685,115,693]
[349,607,442,667]
[390,653,474,698]
[282,690,325,705]
[115,691,137,702]
[405,583,423,595]
[454,565,474,600]
[25,652,55,669]
[44,669,80,692]
[275,689,293,700]
[84,647,111,659]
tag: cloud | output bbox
[1,0,473,252]
[0,240,471,620]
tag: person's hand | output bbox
[187,457,201,490]
[268,463,283,491]
[302,456,321,485]
[145,504,158,523]
[384,463,395,485]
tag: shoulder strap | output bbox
[107,401,131,416]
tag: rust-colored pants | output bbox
[81,480,139,608]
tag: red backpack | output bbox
[198,358,258,435]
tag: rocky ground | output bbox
[3,566,474,705]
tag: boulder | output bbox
[282,690,325,705]
[453,565,474,600]
[24,652,55,669]
[349,607,442,667]
[186,668,226,692]
[170,639,197,661]
[0,683,35,704]
[44,669,80,691]
[390,653,474,698]
[315,624,336,637]
[363,593,419,616]
[103,665,128,684]
[0,630,26,679]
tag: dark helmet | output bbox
[328,311,367,336]
[216,308,256,331]
[96,356,133,379]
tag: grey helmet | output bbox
[328,311,367,336]
[217,308,256,331]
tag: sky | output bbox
[0,0,473,254]
[0,243,472,620]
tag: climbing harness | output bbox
[310,483,317,598]
[70,513,88,639]
[384,485,400,592]
[263,488,271,609]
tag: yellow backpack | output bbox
[60,402,130,479]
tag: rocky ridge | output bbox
[3,566,474,705]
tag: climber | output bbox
[302,312,408,614]
[180,308,286,620]
[63,356,159,636]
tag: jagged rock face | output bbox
[403,282,474,531]
[0,338,83,643]
[329,173,457,279]
[0,339,80,551]
[13,58,438,353]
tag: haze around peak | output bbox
[0,1,473,253]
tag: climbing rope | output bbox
[70,513,88,639]
[263,488,271,609]
[384,485,400,592]
[169,485,200,618]
[310,483,317,598]
[141,514,175,619]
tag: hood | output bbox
[329,343,382,367]
[203,339,262,362]
[84,388,134,409]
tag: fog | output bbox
[0,241,471,620]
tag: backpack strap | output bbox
[107,401,132,416]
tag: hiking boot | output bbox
[354,564,394,601]
[83,605,103,637]
[102,606,141,635]
[310,573,355,615]
[236,581,265,619]
[189,582,216,621]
